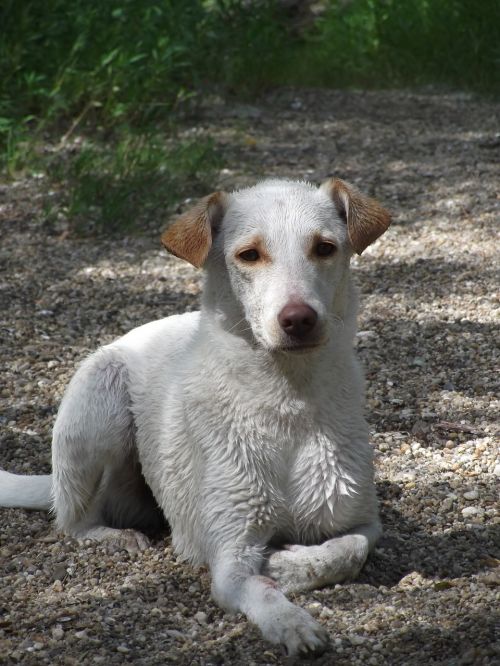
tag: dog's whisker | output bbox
[327,313,345,328]
[226,317,249,334]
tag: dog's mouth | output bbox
[272,333,330,354]
[253,326,329,354]
[277,342,324,354]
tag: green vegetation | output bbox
[1,0,498,232]
[283,0,500,92]
[46,133,222,234]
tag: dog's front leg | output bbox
[264,522,381,594]
[211,549,329,656]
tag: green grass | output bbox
[43,131,222,234]
[1,0,498,233]
[277,0,500,93]
[0,0,284,130]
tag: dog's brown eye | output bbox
[238,249,260,262]
[315,242,336,258]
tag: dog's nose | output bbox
[278,303,318,339]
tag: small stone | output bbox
[482,572,500,587]
[74,630,87,639]
[442,497,454,511]
[462,506,480,517]
[52,565,67,581]
[463,489,479,500]
[164,629,186,640]
[493,464,500,477]
[349,634,367,646]
[116,645,130,654]
[52,626,64,640]
[52,580,63,593]
[305,602,322,617]
[194,611,207,625]
[411,420,429,436]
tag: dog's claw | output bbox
[263,605,330,657]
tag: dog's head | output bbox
[162,179,390,353]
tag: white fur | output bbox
[0,179,389,656]
[0,471,52,510]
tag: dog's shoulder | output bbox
[112,311,201,355]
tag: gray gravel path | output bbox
[1,88,499,665]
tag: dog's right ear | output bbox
[320,178,391,255]
[161,191,227,268]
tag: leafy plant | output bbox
[1,0,498,233]
[276,0,500,93]
[46,131,222,235]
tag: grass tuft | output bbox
[44,131,222,235]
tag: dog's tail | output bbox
[0,470,52,511]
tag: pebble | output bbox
[349,634,367,646]
[194,611,208,625]
[461,506,480,517]
[52,626,64,640]
[305,602,322,617]
[52,564,68,581]
[463,489,479,500]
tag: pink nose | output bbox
[278,303,318,339]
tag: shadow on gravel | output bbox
[367,614,499,666]
[356,257,498,298]
[357,480,500,587]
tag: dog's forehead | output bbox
[224,180,342,240]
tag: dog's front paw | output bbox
[261,602,330,656]
[264,546,317,594]
[265,536,368,594]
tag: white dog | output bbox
[0,178,390,656]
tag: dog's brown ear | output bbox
[161,192,227,268]
[321,178,391,255]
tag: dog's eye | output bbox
[315,241,337,258]
[238,249,260,262]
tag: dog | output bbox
[0,178,391,656]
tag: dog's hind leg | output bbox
[52,347,157,552]
[263,522,381,594]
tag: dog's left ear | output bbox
[161,191,228,268]
[321,178,391,255]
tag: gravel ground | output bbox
[0,88,499,665]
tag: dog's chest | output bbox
[204,397,370,543]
